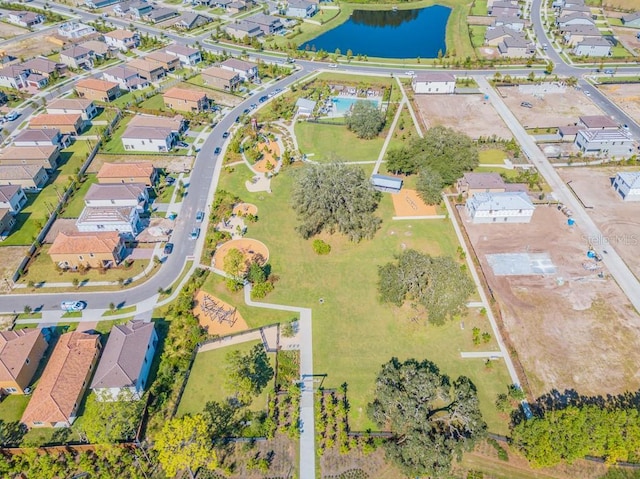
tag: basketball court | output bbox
[391,189,438,216]
[193,289,248,335]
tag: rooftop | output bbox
[467,191,535,211]
[61,45,92,58]
[461,172,506,189]
[104,29,137,40]
[616,171,640,189]
[30,113,82,126]
[13,128,61,143]
[76,78,119,92]
[128,114,183,131]
[0,329,45,384]
[47,98,94,111]
[414,72,456,83]
[122,125,173,140]
[164,44,199,56]
[579,115,619,129]
[202,65,239,80]
[78,205,136,224]
[0,164,43,180]
[85,183,146,202]
[97,162,155,179]
[220,58,257,71]
[0,145,58,161]
[0,185,21,202]
[163,87,207,102]
[49,231,122,255]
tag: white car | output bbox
[584,90,591,97]
[405,71,415,76]
[328,63,338,68]
[60,301,86,312]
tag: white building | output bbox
[121,125,177,152]
[612,172,640,201]
[164,45,202,67]
[574,129,634,157]
[57,22,96,39]
[411,72,456,94]
[103,29,140,51]
[286,0,317,18]
[295,98,316,116]
[220,58,258,81]
[90,321,158,401]
[466,192,535,223]
[102,65,149,91]
[0,185,27,214]
[84,183,149,210]
[573,37,612,57]
[76,205,140,237]
[46,98,98,121]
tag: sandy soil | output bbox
[413,94,513,140]
[254,141,280,173]
[598,83,640,124]
[557,166,640,276]
[461,206,640,398]
[232,203,258,216]
[3,37,59,59]
[213,238,270,270]
[391,188,438,216]
[611,26,640,56]
[193,289,248,335]
[0,246,29,292]
[496,86,603,128]
[0,22,29,40]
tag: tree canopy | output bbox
[378,249,475,325]
[225,344,274,404]
[385,126,479,184]
[416,168,444,205]
[82,390,143,443]
[291,162,382,242]
[368,357,486,477]
[345,100,385,139]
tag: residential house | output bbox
[0,145,60,170]
[220,58,258,81]
[48,231,126,269]
[60,45,94,70]
[213,0,233,8]
[286,0,317,18]
[103,29,140,51]
[163,87,209,113]
[457,172,508,197]
[102,65,150,91]
[47,98,98,121]
[57,22,97,39]
[75,78,121,102]
[21,57,66,79]
[13,128,69,148]
[612,172,640,201]
[491,15,525,31]
[412,72,456,94]
[144,51,180,72]
[76,205,140,236]
[85,0,122,8]
[573,37,612,57]
[225,20,263,39]
[579,115,619,130]
[97,162,157,186]
[144,7,179,23]
[0,209,15,236]
[29,113,85,135]
[128,114,185,134]
[466,192,535,223]
[21,331,101,428]
[114,0,152,19]
[498,35,534,57]
[0,65,29,89]
[201,66,241,91]
[246,13,283,35]
[574,129,634,157]
[622,12,640,28]
[560,3,591,16]
[0,165,48,190]
[561,24,601,46]
[227,1,248,14]
[295,98,316,116]
[0,185,27,214]
[488,0,521,17]
[558,125,584,141]
[127,58,166,82]
[7,11,45,28]
[80,40,118,59]
[24,73,48,90]
[174,12,212,30]
[121,125,178,152]
[84,183,148,210]
[556,12,594,27]
[485,26,518,46]
[164,45,202,66]
[0,329,48,395]
[90,321,158,401]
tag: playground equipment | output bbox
[201,295,237,326]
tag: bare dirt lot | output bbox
[558,166,640,275]
[598,83,640,124]
[0,22,28,40]
[462,206,640,398]
[0,246,29,291]
[497,86,603,128]
[611,26,640,56]
[3,36,59,59]
[413,94,513,140]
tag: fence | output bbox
[2,442,136,455]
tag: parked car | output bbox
[235,116,240,123]
[604,69,614,74]
[214,146,221,155]
[328,63,338,68]
[176,141,189,148]
[163,242,174,255]
[259,96,268,103]
[5,111,19,122]
[222,131,229,138]
[165,176,176,185]
[405,71,415,76]
[60,301,86,312]
[520,102,533,108]
[190,227,200,240]
[243,108,250,115]
[196,210,204,222]
[584,90,591,96]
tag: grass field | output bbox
[475,165,520,180]
[479,148,509,165]
[177,340,275,417]
[61,174,97,218]
[295,122,385,162]
[214,165,513,434]
[387,104,421,151]
[469,25,487,48]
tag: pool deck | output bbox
[324,95,383,117]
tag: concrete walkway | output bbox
[197,324,280,353]
[372,96,406,175]
[392,215,447,221]
[395,76,424,138]
[460,351,504,358]
[243,285,315,479]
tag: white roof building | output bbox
[612,172,640,201]
[466,191,535,223]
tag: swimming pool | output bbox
[331,97,381,116]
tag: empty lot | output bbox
[462,206,640,398]
[413,93,513,140]
[497,86,603,128]
[598,83,640,124]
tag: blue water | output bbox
[300,5,451,59]
[332,97,380,115]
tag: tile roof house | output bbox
[613,172,640,201]
[76,205,140,237]
[164,44,202,66]
[573,37,612,57]
[7,11,45,28]
[457,172,508,197]
[0,65,30,89]
[245,13,283,35]
[0,145,60,170]
[621,11,640,28]
[127,58,166,82]
[128,114,185,134]
[498,34,535,57]
[0,329,48,395]
[201,66,240,91]
[0,185,27,214]
[102,65,150,91]
[21,57,67,78]
[163,87,210,113]
[225,20,263,39]
[121,125,178,152]
[75,78,121,102]
[174,12,212,30]
[286,0,317,18]
[220,58,258,81]
[49,231,125,269]
[90,321,158,401]
[144,51,180,72]
[60,45,94,70]
[13,128,68,148]
[29,113,85,135]
[103,29,140,51]
[556,12,595,27]
[0,164,48,190]
[21,331,101,428]
[79,40,118,59]
[466,191,535,223]
[144,7,179,23]
[412,72,456,94]
[561,24,602,46]
[47,98,98,121]
[97,162,157,186]
[579,115,619,130]
[84,183,148,210]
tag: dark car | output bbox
[235,116,240,123]
[214,147,221,155]
[243,108,250,115]
[222,131,230,139]
[259,96,268,103]
[163,242,174,255]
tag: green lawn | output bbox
[214,166,513,434]
[479,148,509,165]
[475,165,520,180]
[470,0,488,15]
[139,94,166,112]
[177,340,275,418]
[295,122,385,162]
[100,115,132,154]
[102,305,136,317]
[0,394,29,423]
[469,25,487,48]
[387,104,420,151]
[107,87,155,109]
[61,174,97,218]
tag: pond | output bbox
[299,5,451,59]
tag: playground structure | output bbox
[201,294,237,326]
[213,238,270,270]
[193,289,248,335]
[254,139,281,173]
[232,202,258,217]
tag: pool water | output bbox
[331,97,380,115]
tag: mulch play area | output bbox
[391,189,438,216]
[193,289,248,335]
[213,238,270,269]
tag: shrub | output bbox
[251,281,274,299]
[312,239,331,255]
